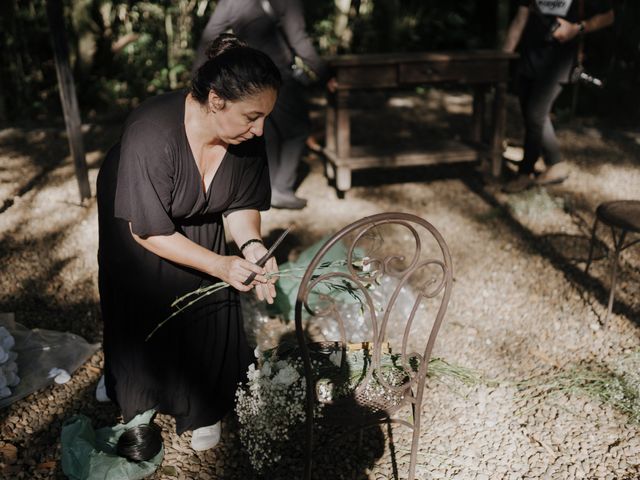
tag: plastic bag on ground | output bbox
[61,409,163,480]
[0,313,99,408]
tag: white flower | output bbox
[261,361,272,377]
[329,350,342,367]
[272,365,299,386]
[254,346,260,359]
[247,363,260,382]
[362,256,371,272]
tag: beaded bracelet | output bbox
[240,238,263,252]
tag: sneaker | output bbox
[271,189,307,210]
[191,422,221,451]
[536,161,569,185]
[95,375,111,403]
[502,174,534,193]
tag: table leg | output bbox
[336,167,351,193]
[336,90,350,160]
[472,85,486,144]
[325,91,337,153]
[490,82,507,178]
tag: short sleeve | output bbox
[516,0,530,8]
[223,153,271,217]
[114,121,176,237]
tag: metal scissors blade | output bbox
[242,226,291,286]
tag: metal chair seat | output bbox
[586,200,640,324]
[596,200,640,232]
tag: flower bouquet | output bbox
[235,342,476,473]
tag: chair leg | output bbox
[604,229,626,326]
[585,217,599,274]
[408,408,421,480]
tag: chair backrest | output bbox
[294,212,453,416]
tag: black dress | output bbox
[97,91,270,434]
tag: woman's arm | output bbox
[131,226,266,292]
[226,209,277,304]
[553,9,615,43]
[503,6,530,53]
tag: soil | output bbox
[0,88,639,479]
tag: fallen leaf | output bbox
[37,460,56,470]
[0,443,18,464]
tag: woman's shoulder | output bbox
[124,91,186,137]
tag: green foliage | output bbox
[0,0,215,123]
[0,0,637,123]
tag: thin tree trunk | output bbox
[46,0,91,202]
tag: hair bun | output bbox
[206,33,248,60]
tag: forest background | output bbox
[0,0,638,126]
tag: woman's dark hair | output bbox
[191,33,281,104]
[116,424,163,462]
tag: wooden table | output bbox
[323,50,518,193]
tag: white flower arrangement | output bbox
[234,343,421,473]
[235,345,320,473]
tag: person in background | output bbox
[97,34,279,452]
[194,0,335,210]
[502,0,614,193]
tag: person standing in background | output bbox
[502,0,614,193]
[195,0,335,209]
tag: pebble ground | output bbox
[0,91,639,479]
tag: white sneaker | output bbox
[191,422,221,451]
[95,375,111,403]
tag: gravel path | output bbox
[0,91,639,479]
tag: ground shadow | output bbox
[463,176,640,326]
[220,327,387,480]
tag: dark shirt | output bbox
[516,0,613,79]
[194,0,328,82]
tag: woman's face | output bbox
[210,88,277,145]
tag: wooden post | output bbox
[472,85,486,144]
[491,82,507,178]
[336,90,350,159]
[46,0,91,202]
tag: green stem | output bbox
[146,259,356,341]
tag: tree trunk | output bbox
[46,0,91,202]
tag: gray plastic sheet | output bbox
[0,313,99,408]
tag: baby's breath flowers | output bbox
[235,343,479,473]
[235,346,319,472]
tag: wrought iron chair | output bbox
[294,212,453,480]
[585,200,640,324]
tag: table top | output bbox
[326,50,518,67]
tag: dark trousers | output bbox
[265,77,310,194]
[518,75,563,174]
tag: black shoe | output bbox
[271,190,307,210]
[502,174,534,194]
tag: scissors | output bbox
[242,226,291,286]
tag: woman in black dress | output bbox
[96,34,281,451]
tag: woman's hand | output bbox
[242,243,278,304]
[552,18,580,43]
[213,255,268,293]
